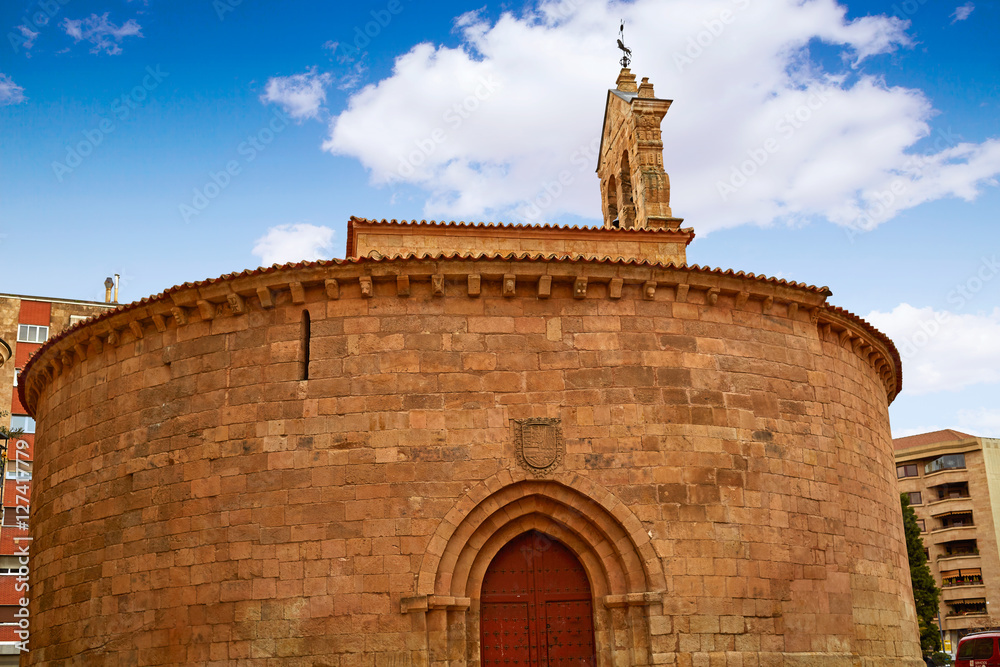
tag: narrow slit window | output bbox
[301,310,311,381]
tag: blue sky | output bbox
[1,0,998,437]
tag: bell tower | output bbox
[597,68,682,231]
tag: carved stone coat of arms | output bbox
[513,418,563,476]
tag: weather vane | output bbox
[617,20,632,68]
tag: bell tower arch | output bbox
[597,68,683,232]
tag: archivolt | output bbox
[418,470,666,601]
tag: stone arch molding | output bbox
[404,469,670,666]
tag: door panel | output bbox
[481,601,531,666]
[543,600,596,665]
[481,531,596,667]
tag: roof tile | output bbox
[893,429,977,451]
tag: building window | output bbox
[16,324,49,343]
[938,511,974,530]
[942,539,978,558]
[917,519,926,532]
[948,599,987,616]
[1,507,23,527]
[9,415,35,434]
[301,310,311,381]
[5,460,31,480]
[906,491,923,505]
[0,556,21,574]
[925,454,966,475]
[933,482,970,500]
[897,464,918,478]
[12,368,19,387]
[942,568,983,587]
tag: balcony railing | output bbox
[948,608,988,617]
[938,491,971,500]
[938,549,979,560]
[943,574,984,587]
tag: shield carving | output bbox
[514,418,563,475]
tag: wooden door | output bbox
[480,530,596,666]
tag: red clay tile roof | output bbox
[894,429,977,451]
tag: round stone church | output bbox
[20,70,922,666]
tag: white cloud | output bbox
[261,68,332,121]
[61,13,142,55]
[324,40,367,90]
[0,74,26,106]
[16,25,38,51]
[866,304,1000,395]
[957,408,1000,437]
[952,3,975,22]
[323,0,1000,231]
[252,224,335,266]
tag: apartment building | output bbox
[895,429,1000,653]
[0,293,115,664]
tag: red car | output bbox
[957,632,1000,666]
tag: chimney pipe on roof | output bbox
[114,274,120,304]
[104,277,114,303]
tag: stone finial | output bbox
[638,77,654,99]
[616,68,638,93]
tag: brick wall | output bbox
[20,258,922,666]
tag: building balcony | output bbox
[922,468,971,486]
[929,526,978,543]
[927,497,974,514]
[929,481,972,503]
[943,612,990,632]
[936,554,982,571]
[942,585,986,601]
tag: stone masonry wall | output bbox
[21,259,921,667]
[348,219,691,266]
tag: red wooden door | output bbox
[481,530,596,667]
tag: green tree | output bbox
[902,493,942,655]
[0,410,22,441]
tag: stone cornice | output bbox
[816,307,903,403]
[20,255,901,414]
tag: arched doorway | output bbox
[480,530,596,666]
